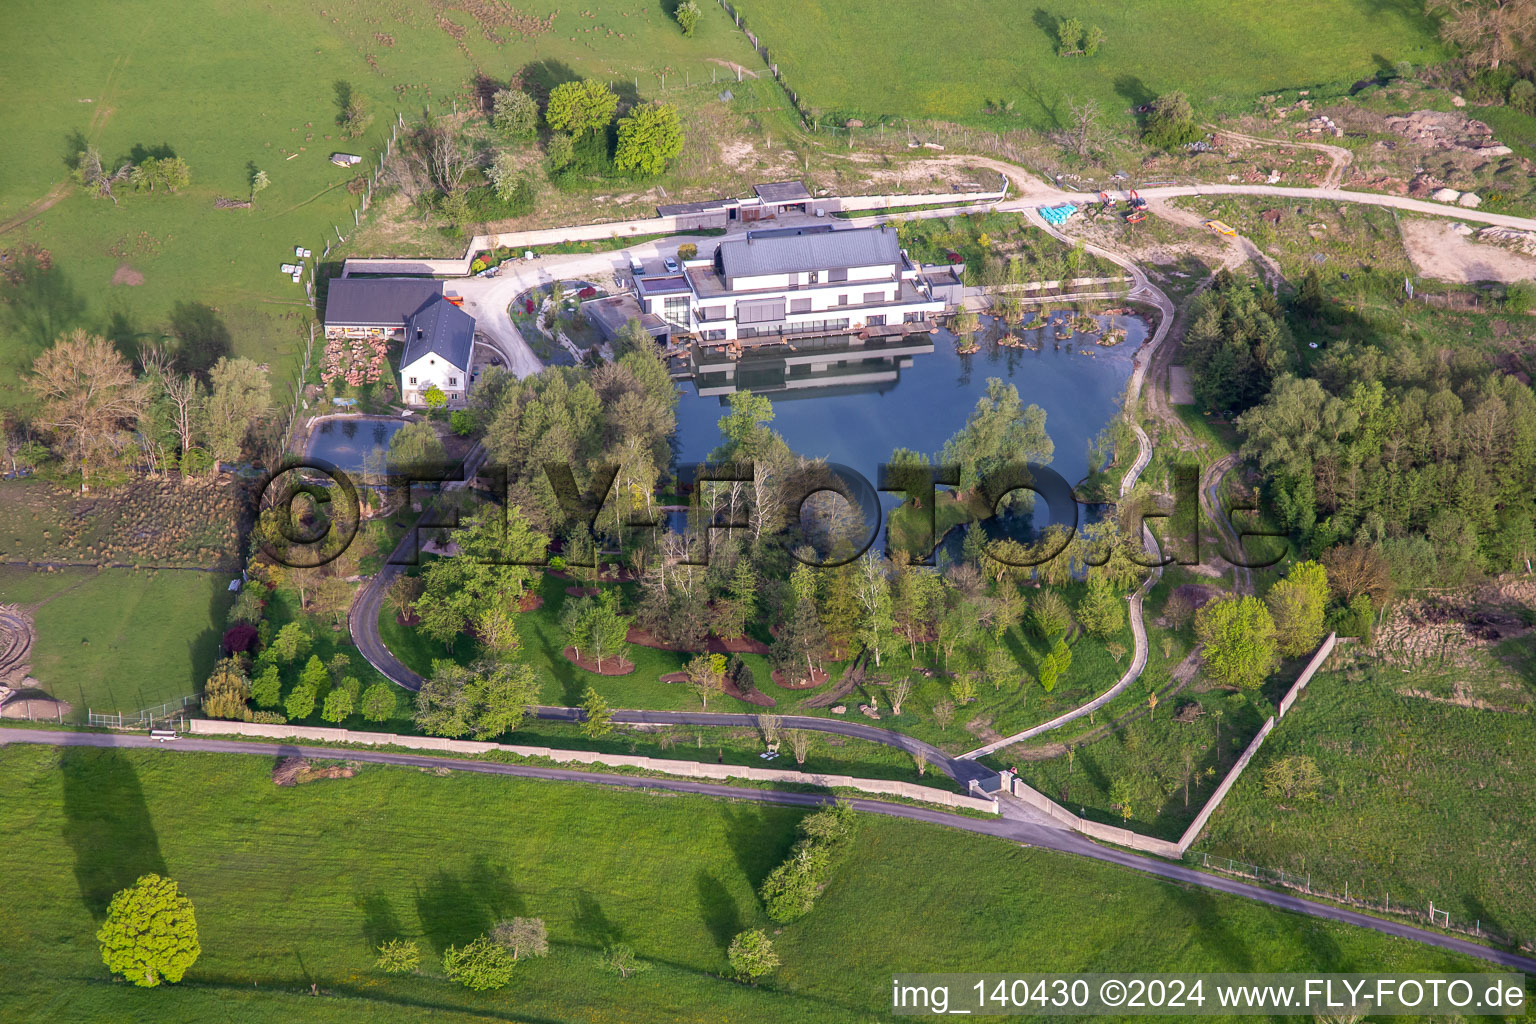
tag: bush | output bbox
[450,409,476,436]
[598,943,651,979]
[1143,91,1202,150]
[727,929,780,981]
[375,938,420,974]
[251,665,282,708]
[442,935,515,990]
[250,710,287,725]
[677,242,698,261]
[284,681,317,721]
[221,622,258,655]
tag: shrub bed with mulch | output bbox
[562,647,635,675]
[771,667,831,690]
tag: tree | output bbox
[889,676,914,716]
[1266,559,1330,657]
[565,591,632,670]
[1194,596,1279,690]
[284,680,318,721]
[546,131,575,170]
[414,660,542,739]
[939,377,1053,497]
[1428,0,1536,75]
[759,848,825,921]
[375,939,420,974]
[614,103,685,177]
[27,330,146,489]
[1109,777,1136,822]
[545,79,619,136]
[932,699,955,730]
[423,384,447,412]
[387,420,447,477]
[1029,589,1072,640]
[1143,91,1202,149]
[984,645,1017,692]
[321,686,354,723]
[599,943,651,978]
[204,357,271,469]
[97,875,200,987]
[1263,754,1324,800]
[442,936,515,991]
[251,665,283,708]
[487,154,535,214]
[787,729,813,764]
[1321,543,1393,604]
[1083,23,1105,55]
[491,89,540,139]
[1057,15,1084,54]
[677,242,699,261]
[132,156,192,193]
[580,685,614,737]
[249,168,270,205]
[1063,97,1102,157]
[272,621,312,663]
[300,654,330,694]
[337,84,373,139]
[493,917,549,960]
[1076,575,1125,639]
[686,652,727,709]
[674,0,701,36]
[854,552,895,666]
[361,681,398,722]
[202,657,250,720]
[414,509,549,649]
[727,929,779,981]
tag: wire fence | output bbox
[87,694,199,730]
[1191,852,1533,953]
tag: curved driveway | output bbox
[6,727,1532,974]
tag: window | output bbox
[701,305,727,321]
[662,295,690,327]
[448,377,458,387]
[408,376,417,385]
[702,329,727,341]
[867,315,886,327]
[789,298,812,314]
[837,294,849,306]
[808,271,819,285]
[863,291,886,304]
[828,268,848,283]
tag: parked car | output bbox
[663,256,680,273]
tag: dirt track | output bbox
[1400,218,1536,283]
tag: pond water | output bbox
[674,312,1144,497]
[306,416,404,476]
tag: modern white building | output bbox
[632,224,960,346]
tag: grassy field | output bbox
[0,0,764,402]
[0,743,1511,1023]
[1,565,233,716]
[1198,652,1536,945]
[725,0,1445,129]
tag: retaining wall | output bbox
[1004,632,1338,857]
[184,719,998,814]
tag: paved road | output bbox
[532,705,993,786]
[7,726,1532,974]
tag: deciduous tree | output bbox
[491,88,541,139]
[27,330,146,490]
[1194,595,1278,690]
[728,929,779,981]
[545,79,619,136]
[614,102,685,177]
[97,874,200,987]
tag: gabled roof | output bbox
[401,297,475,372]
[323,278,444,328]
[718,225,902,280]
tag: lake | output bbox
[675,312,1143,492]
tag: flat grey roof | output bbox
[753,180,813,204]
[637,274,692,296]
[719,224,901,280]
[583,295,668,340]
[402,297,475,371]
[324,278,444,328]
[656,197,734,216]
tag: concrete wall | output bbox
[1004,632,1339,858]
[185,719,998,814]
[832,187,1008,214]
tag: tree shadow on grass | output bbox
[60,745,167,918]
[572,891,622,949]
[357,891,405,950]
[414,855,521,952]
[1180,885,1255,972]
[718,801,797,890]
[694,869,743,951]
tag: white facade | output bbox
[400,353,468,407]
[637,226,948,344]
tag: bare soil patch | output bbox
[110,264,144,286]
[625,627,770,657]
[565,586,600,597]
[1400,219,1536,284]
[562,647,634,675]
[0,604,36,685]
[770,667,830,690]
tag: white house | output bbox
[398,297,475,406]
[632,223,956,345]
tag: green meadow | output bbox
[0,0,761,404]
[0,744,1511,1023]
[726,0,1446,128]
